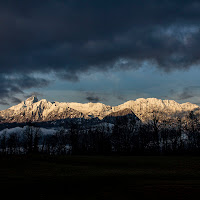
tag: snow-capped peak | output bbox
[0,97,199,123]
[25,95,38,106]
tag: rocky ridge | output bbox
[0,96,199,124]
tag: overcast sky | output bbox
[1,0,200,109]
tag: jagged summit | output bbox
[0,97,199,123]
[25,95,38,105]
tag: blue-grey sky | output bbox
[5,65,200,110]
[1,0,200,109]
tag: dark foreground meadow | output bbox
[0,156,200,200]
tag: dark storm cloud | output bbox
[0,74,50,105]
[172,86,200,100]
[0,100,9,106]
[23,92,42,99]
[1,0,200,77]
[177,88,194,100]
[1,0,200,103]
[85,92,101,103]
[11,97,22,104]
[15,75,49,89]
[116,95,127,101]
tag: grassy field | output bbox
[0,155,200,199]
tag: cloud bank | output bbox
[1,0,200,103]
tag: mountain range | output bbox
[0,96,199,125]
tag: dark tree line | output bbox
[1,112,200,155]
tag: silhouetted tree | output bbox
[0,132,7,154]
[69,122,79,155]
[7,132,20,154]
